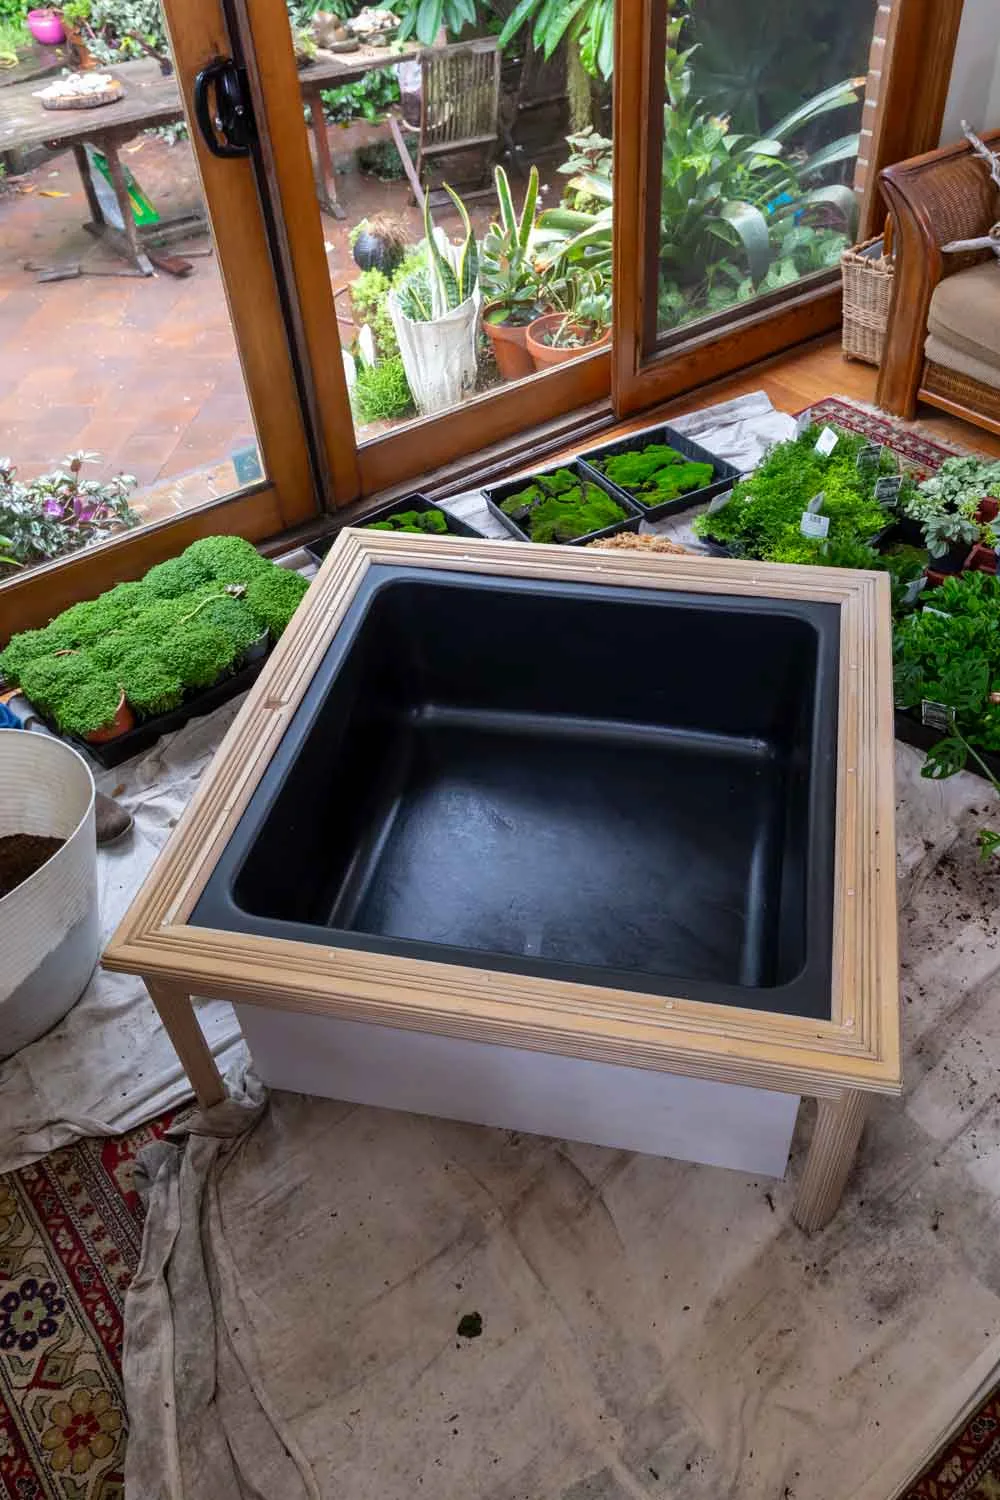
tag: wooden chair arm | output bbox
[877,130,1000,418]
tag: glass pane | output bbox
[284,4,613,442]
[656,0,877,340]
[0,1,263,576]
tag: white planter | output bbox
[389,288,480,417]
[0,729,98,1059]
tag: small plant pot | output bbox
[482,303,537,383]
[977,498,1000,525]
[964,542,997,575]
[526,314,611,371]
[26,8,66,44]
[84,691,135,745]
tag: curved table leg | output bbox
[793,1090,867,1232]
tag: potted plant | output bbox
[484,464,640,546]
[901,458,1000,582]
[526,271,612,370]
[57,0,96,66]
[480,165,544,383]
[389,186,480,417]
[26,7,65,45]
[0,452,138,576]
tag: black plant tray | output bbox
[894,707,1000,785]
[30,656,268,770]
[306,493,484,564]
[483,461,643,546]
[577,422,741,522]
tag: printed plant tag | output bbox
[921,700,951,730]
[800,511,830,540]
[856,443,883,471]
[707,489,733,514]
[807,491,825,513]
[814,426,839,457]
[874,475,903,505]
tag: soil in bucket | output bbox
[0,833,64,900]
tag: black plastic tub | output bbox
[307,493,483,564]
[483,462,643,545]
[578,423,741,521]
[194,565,841,1020]
[33,657,267,770]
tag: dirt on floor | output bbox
[0,119,569,518]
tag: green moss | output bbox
[180,586,264,653]
[19,651,123,738]
[142,552,213,599]
[367,508,448,534]
[116,649,185,717]
[0,626,61,686]
[184,535,271,587]
[594,445,714,507]
[500,469,628,543]
[158,621,239,690]
[245,568,310,638]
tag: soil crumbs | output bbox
[0,834,64,900]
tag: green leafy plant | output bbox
[901,457,1000,557]
[394,0,479,45]
[0,453,138,574]
[357,139,407,181]
[480,165,543,322]
[321,67,400,124]
[500,467,627,543]
[692,425,906,563]
[589,444,714,507]
[349,268,399,359]
[244,567,310,639]
[497,0,614,80]
[352,357,416,424]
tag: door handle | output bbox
[193,57,256,158]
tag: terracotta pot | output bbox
[964,542,998,575]
[525,313,610,372]
[26,7,65,44]
[482,303,536,383]
[62,20,96,67]
[84,691,134,745]
[977,497,1000,525]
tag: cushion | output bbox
[925,334,1000,393]
[926,260,1000,371]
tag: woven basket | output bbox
[841,223,894,367]
[41,78,125,110]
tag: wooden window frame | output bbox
[612,0,965,420]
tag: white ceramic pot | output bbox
[0,729,98,1059]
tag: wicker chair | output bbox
[388,38,501,211]
[877,130,1000,437]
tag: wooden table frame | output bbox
[104,534,900,1231]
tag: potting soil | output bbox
[0,833,64,901]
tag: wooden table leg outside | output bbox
[73,142,106,229]
[145,978,227,1111]
[793,1090,868,1232]
[305,89,344,218]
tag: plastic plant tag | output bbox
[922,606,952,619]
[921,700,951,730]
[903,576,927,606]
[856,444,883,471]
[814,426,839,457]
[807,491,825,513]
[231,445,263,485]
[800,511,830,540]
[874,475,903,505]
[795,409,814,438]
[707,489,733,514]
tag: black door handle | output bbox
[193,57,256,158]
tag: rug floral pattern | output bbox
[0,1119,171,1500]
[904,1395,1000,1498]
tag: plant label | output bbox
[807,491,826,513]
[922,606,952,619]
[232,445,264,485]
[921,700,951,730]
[903,576,927,606]
[800,511,830,540]
[795,410,814,438]
[874,475,903,506]
[856,444,883,471]
[707,489,733,514]
[814,426,839,457]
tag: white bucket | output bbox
[0,729,98,1059]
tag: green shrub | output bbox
[158,621,239,690]
[357,140,406,181]
[350,269,399,360]
[183,587,264,653]
[19,652,123,738]
[143,552,212,599]
[116,650,185,717]
[321,68,400,125]
[245,568,310,639]
[0,626,63,686]
[591,445,714,506]
[352,357,415,425]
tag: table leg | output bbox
[102,139,154,275]
[145,978,227,1111]
[73,142,106,229]
[793,1090,867,1232]
[307,92,344,219]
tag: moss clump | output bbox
[3,537,309,737]
[184,535,271,587]
[19,652,123,739]
[158,621,240,690]
[245,568,310,638]
[693,425,906,564]
[142,552,213,599]
[367,508,448,534]
[500,468,628,544]
[592,444,714,507]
